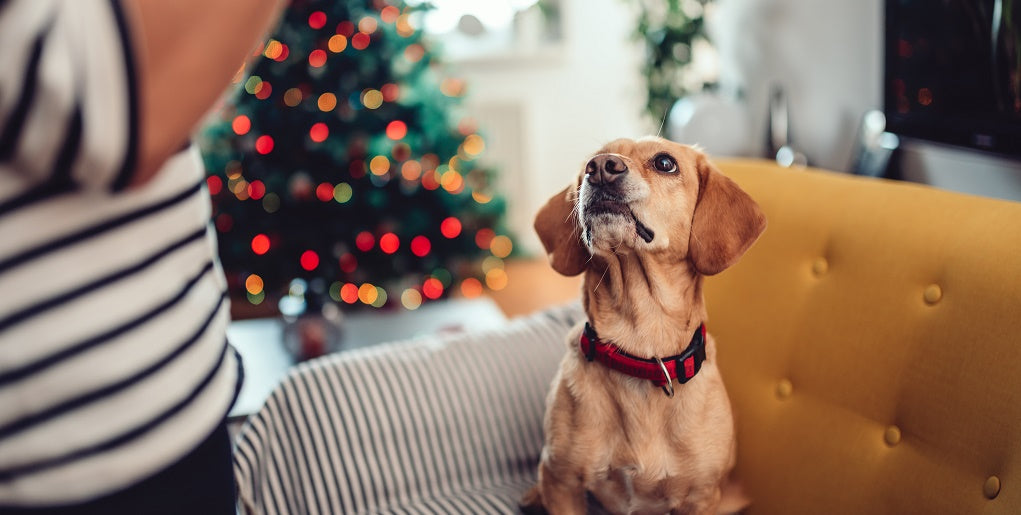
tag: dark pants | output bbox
[0,422,236,515]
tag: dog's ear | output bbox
[688,155,767,276]
[534,182,589,276]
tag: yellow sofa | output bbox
[705,159,1021,514]
[231,158,1021,515]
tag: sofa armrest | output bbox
[232,303,584,515]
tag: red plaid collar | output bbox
[579,321,707,397]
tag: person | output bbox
[0,0,283,512]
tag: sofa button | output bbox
[776,379,793,399]
[811,258,828,276]
[984,476,1000,499]
[923,284,943,305]
[884,425,901,446]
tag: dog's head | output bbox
[534,137,766,276]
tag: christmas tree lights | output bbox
[200,0,510,311]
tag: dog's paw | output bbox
[519,484,548,515]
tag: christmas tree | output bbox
[200,0,511,312]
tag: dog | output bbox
[521,137,765,515]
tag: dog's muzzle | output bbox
[581,155,655,244]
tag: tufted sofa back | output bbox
[704,160,1021,514]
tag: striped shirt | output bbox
[0,0,239,506]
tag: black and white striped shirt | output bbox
[0,0,239,506]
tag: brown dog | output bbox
[521,137,765,515]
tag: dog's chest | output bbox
[589,439,690,515]
[582,375,724,513]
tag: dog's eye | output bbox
[652,154,677,173]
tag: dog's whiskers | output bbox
[656,109,670,138]
[592,263,610,292]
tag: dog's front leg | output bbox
[536,459,587,515]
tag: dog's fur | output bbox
[521,137,765,515]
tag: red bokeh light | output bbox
[421,170,440,190]
[422,278,444,300]
[251,234,270,255]
[308,11,327,29]
[410,235,431,257]
[440,217,462,238]
[336,21,355,37]
[215,213,233,233]
[231,115,251,135]
[255,82,272,100]
[275,44,289,62]
[255,135,274,154]
[351,32,370,50]
[247,180,266,200]
[339,252,358,273]
[475,228,495,249]
[308,49,328,67]
[381,83,400,102]
[315,182,334,202]
[349,159,366,179]
[379,232,400,254]
[355,231,375,251]
[385,120,407,140]
[309,122,329,142]
[206,176,223,195]
[300,250,320,271]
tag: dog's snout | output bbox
[586,155,628,185]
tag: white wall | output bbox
[455,0,1021,254]
[710,0,884,171]
[708,0,1021,201]
[453,0,651,254]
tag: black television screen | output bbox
[884,0,1021,157]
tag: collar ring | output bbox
[654,357,674,397]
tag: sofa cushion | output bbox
[233,303,584,514]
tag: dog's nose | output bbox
[586,155,628,185]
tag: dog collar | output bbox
[579,321,707,397]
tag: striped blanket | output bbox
[233,303,585,514]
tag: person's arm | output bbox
[122,0,285,187]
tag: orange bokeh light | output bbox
[340,283,359,303]
[460,278,483,298]
[231,115,251,135]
